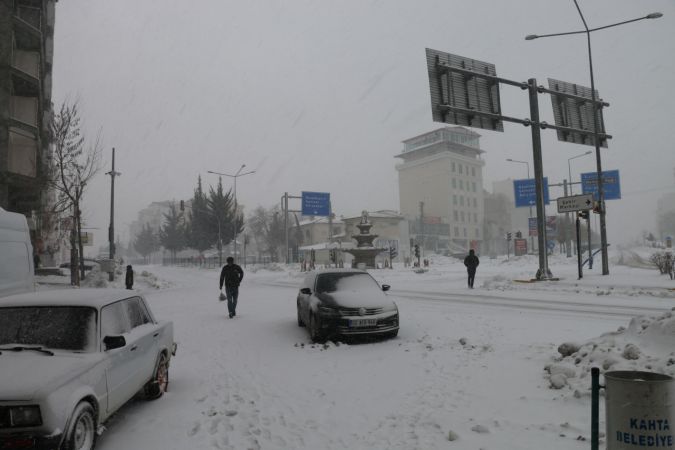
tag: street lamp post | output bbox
[567,151,592,196]
[525,5,663,276]
[207,165,255,264]
[106,148,121,282]
[506,158,535,254]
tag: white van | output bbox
[0,207,35,297]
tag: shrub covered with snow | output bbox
[545,308,675,395]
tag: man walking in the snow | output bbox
[125,265,134,290]
[219,256,244,318]
[464,249,479,289]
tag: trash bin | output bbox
[605,370,674,450]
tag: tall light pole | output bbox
[525,6,663,276]
[567,151,592,195]
[106,148,121,281]
[208,165,255,263]
[506,158,534,253]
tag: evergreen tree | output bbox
[134,224,159,262]
[159,203,186,262]
[187,176,212,253]
[206,177,243,254]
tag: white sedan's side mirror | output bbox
[103,335,126,351]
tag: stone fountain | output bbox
[343,211,386,269]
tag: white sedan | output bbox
[0,289,176,450]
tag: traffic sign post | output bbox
[301,192,331,216]
[513,178,550,208]
[556,194,594,213]
[581,170,621,200]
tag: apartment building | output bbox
[0,0,56,217]
[396,127,485,254]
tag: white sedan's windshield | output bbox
[0,306,97,352]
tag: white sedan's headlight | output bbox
[9,406,42,427]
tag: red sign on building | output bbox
[514,238,528,256]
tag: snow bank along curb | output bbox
[545,308,675,395]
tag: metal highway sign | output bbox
[556,194,594,213]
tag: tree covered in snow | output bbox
[159,203,186,262]
[134,224,160,262]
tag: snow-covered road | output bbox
[88,261,675,450]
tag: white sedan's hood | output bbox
[0,351,100,401]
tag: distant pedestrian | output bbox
[219,256,244,318]
[125,265,134,290]
[463,249,479,289]
[33,253,40,269]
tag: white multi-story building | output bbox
[396,127,485,254]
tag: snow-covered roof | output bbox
[0,288,144,309]
[342,210,404,221]
[299,240,355,251]
[298,217,344,227]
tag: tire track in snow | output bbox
[258,279,669,319]
[392,289,668,319]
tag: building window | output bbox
[474,212,478,223]
[459,164,463,174]
[459,179,463,190]
[453,195,457,205]
[472,167,476,177]
[459,196,464,206]
[472,182,476,192]
[454,226,459,237]
[460,211,465,222]
[452,178,456,188]
[463,228,467,237]
[473,198,477,207]
[453,210,458,221]
[452,162,456,172]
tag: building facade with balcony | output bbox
[0,0,56,220]
[396,127,486,254]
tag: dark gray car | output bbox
[296,269,399,342]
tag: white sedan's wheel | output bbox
[63,402,96,450]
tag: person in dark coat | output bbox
[125,265,134,290]
[219,256,244,318]
[463,249,479,289]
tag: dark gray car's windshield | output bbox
[0,306,97,352]
[315,273,380,293]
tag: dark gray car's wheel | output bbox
[297,305,305,327]
[309,313,324,343]
[144,353,169,400]
[62,402,96,450]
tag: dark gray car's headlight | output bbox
[318,305,339,315]
[9,406,42,427]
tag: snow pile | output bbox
[77,267,172,290]
[81,267,110,288]
[545,308,675,395]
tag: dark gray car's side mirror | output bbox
[103,335,126,351]
[381,284,390,292]
[300,288,312,295]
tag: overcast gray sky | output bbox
[52,0,675,248]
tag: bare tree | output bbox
[47,100,102,285]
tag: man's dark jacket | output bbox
[220,264,244,289]
[464,254,480,272]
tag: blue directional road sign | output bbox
[513,178,550,208]
[581,170,621,200]
[301,191,331,216]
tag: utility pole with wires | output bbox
[106,148,121,281]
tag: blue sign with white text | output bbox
[581,170,621,200]
[301,191,331,216]
[513,178,550,208]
